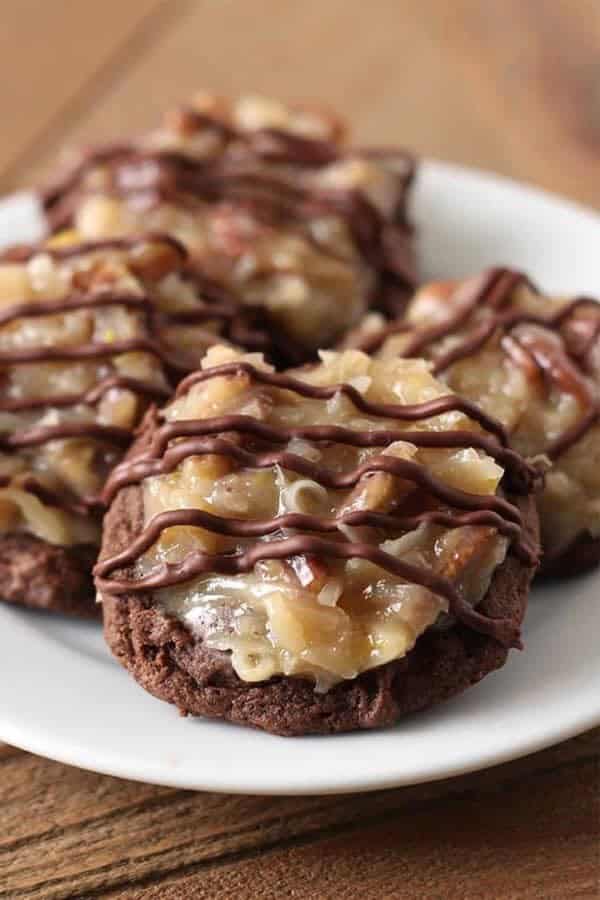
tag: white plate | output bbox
[1,162,599,796]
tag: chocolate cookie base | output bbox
[538,530,600,579]
[99,444,538,735]
[0,533,100,619]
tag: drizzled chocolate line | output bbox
[0,232,187,264]
[505,330,600,459]
[104,415,528,503]
[52,171,403,276]
[512,329,592,403]
[542,296,600,325]
[0,474,103,516]
[41,111,411,207]
[361,268,600,460]
[141,178,406,287]
[398,269,526,360]
[426,287,600,458]
[567,317,600,365]
[0,240,282,366]
[0,235,194,515]
[173,361,510,443]
[97,357,537,648]
[0,375,170,413]
[349,319,411,355]
[0,335,189,370]
[41,111,416,289]
[241,127,342,166]
[0,421,132,451]
[0,289,243,352]
[0,301,187,449]
[103,437,524,527]
[230,174,414,274]
[0,237,268,467]
[166,108,348,167]
[178,268,300,361]
[40,126,336,216]
[95,533,521,648]
[95,505,536,569]
[431,297,600,376]
[0,326,218,377]
[138,416,534,487]
[352,269,523,357]
[41,143,147,211]
[0,333,177,455]
[0,291,150,326]
[0,231,285,527]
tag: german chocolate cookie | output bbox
[96,346,539,734]
[0,234,258,616]
[40,93,416,362]
[345,268,600,573]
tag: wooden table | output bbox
[1,2,599,897]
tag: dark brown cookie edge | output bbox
[0,532,99,619]
[538,530,600,579]
[99,419,539,736]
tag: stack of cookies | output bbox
[2,94,597,735]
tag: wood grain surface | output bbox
[1,2,599,897]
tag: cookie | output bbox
[0,533,97,617]
[0,234,255,616]
[40,93,416,361]
[537,530,600,579]
[96,346,539,735]
[344,268,600,573]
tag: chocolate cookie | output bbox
[345,268,600,574]
[40,93,416,361]
[0,234,259,617]
[537,530,600,579]
[96,347,539,735]
[0,533,98,618]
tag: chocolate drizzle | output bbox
[97,534,522,648]
[0,233,262,345]
[401,270,516,356]
[0,235,273,358]
[39,109,417,311]
[95,361,539,649]
[356,267,600,459]
[0,335,187,368]
[0,232,187,264]
[173,362,511,443]
[0,234,268,518]
[0,473,103,516]
[0,421,132,451]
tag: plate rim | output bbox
[1,678,598,796]
[1,159,600,795]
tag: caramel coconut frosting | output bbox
[96,346,538,695]
[40,94,416,359]
[344,268,600,565]
[0,233,260,560]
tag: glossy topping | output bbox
[41,94,416,356]
[347,267,600,559]
[0,234,255,548]
[95,346,537,691]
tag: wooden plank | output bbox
[104,759,600,900]
[1,730,598,899]
[0,0,180,191]
[8,0,518,187]
[12,0,600,209]
[417,0,600,207]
